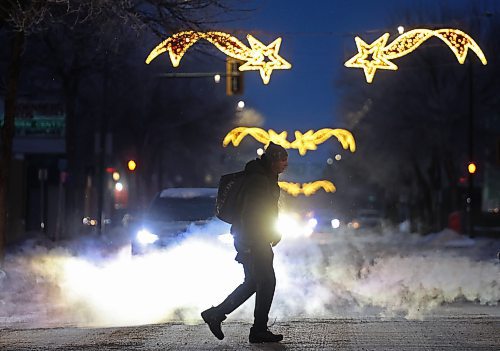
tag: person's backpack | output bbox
[215,170,246,224]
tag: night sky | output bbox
[223,0,480,162]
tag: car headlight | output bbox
[331,218,340,229]
[276,213,313,239]
[349,221,360,229]
[136,229,159,245]
[307,218,318,230]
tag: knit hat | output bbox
[264,142,288,161]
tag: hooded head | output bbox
[262,142,288,174]
[263,142,288,162]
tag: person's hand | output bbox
[271,232,282,247]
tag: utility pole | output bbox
[97,54,110,235]
[466,60,475,238]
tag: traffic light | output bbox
[226,58,244,95]
[467,162,477,174]
[127,160,137,171]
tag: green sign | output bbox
[0,117,65,136]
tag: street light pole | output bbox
[466,60,475,238]
[97,54,110,236]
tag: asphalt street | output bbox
[1,228,498,350]
[1,311,499,351]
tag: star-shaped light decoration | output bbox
[344,33,398,83]
[223,127,356,156]
[290,130,317,156]
[268,130,291,148]
[345,29,487,83]
[239,35,292,84]
[278,180,336,197]
[146,31,292,84]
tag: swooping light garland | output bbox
[278,180,336,197]
[146,31,291,84]
[345,28,487,83]
[223,127,356,156]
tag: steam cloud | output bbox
[0,222,498,328]
[234,108,265,127]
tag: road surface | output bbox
[1,311,499,350]
[1,228,498,350]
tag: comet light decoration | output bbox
[278,180,336,197]
[145,31,292,84]
[223,127,356,156]
[345,28,488,83]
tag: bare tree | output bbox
[336,3,499,232]
[0,0,244,263]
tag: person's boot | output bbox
[249,326,283,343]
[201,307,226,340]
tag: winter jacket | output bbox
[231,157,281,248]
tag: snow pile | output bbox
[422,228,476,248]
[272,232,499,319]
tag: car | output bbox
[275,211,317,239]
[302,208,345,234]
[128,187,230,255]
[348,209,384,233]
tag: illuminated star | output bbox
[268,130,291,148]
[239,35,292,84]
[344,33,398,83]
[290,130,317,156]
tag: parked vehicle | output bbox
[348,209,384,233]
[128,188,229,255]
[302,208,345,234]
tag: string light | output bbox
[278,180,336,196]
[146,31,291,84]
[345,28,487,83]
[223,127,356,156]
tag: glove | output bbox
[270,232,282,247]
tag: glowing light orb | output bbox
[331,219,340,229]
[115,182,123,192]
[468,162,477,174]
[276,213,312,239]
[127,160,137,171]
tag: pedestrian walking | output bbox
[202,142,288,343]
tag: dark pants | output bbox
[217,243,276,330]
